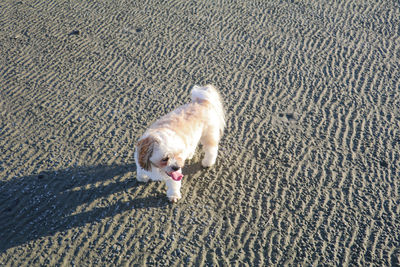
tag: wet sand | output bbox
[1,0,399,265]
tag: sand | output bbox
[1,0,399,265]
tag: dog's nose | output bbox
[171,165,180,171]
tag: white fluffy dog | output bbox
[134,85,225,202]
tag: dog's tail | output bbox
[191,84,225,134]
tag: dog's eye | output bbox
[161,157,169,162]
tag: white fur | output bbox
[135,85,225,202]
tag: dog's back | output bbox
[191,85,225,136]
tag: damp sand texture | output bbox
[1,0,400,266]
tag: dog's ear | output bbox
[137,136,156,171]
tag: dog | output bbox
[134,85,225,202]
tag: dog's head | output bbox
[137,135,185,181]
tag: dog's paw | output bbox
[168,195,182,203]
[136,175,150,182]
[202,157,215,167]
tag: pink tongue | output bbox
[171,171,183,181]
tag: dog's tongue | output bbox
[170,171,183,181]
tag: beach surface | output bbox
[1,0,399,265]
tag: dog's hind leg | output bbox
[200,129,220,167]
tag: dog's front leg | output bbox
[165,179,182,203]
[136,168,150,182]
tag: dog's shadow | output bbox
[0,163,170,252]
[182,161,204,176]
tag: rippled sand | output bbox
[1,0,399,265]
